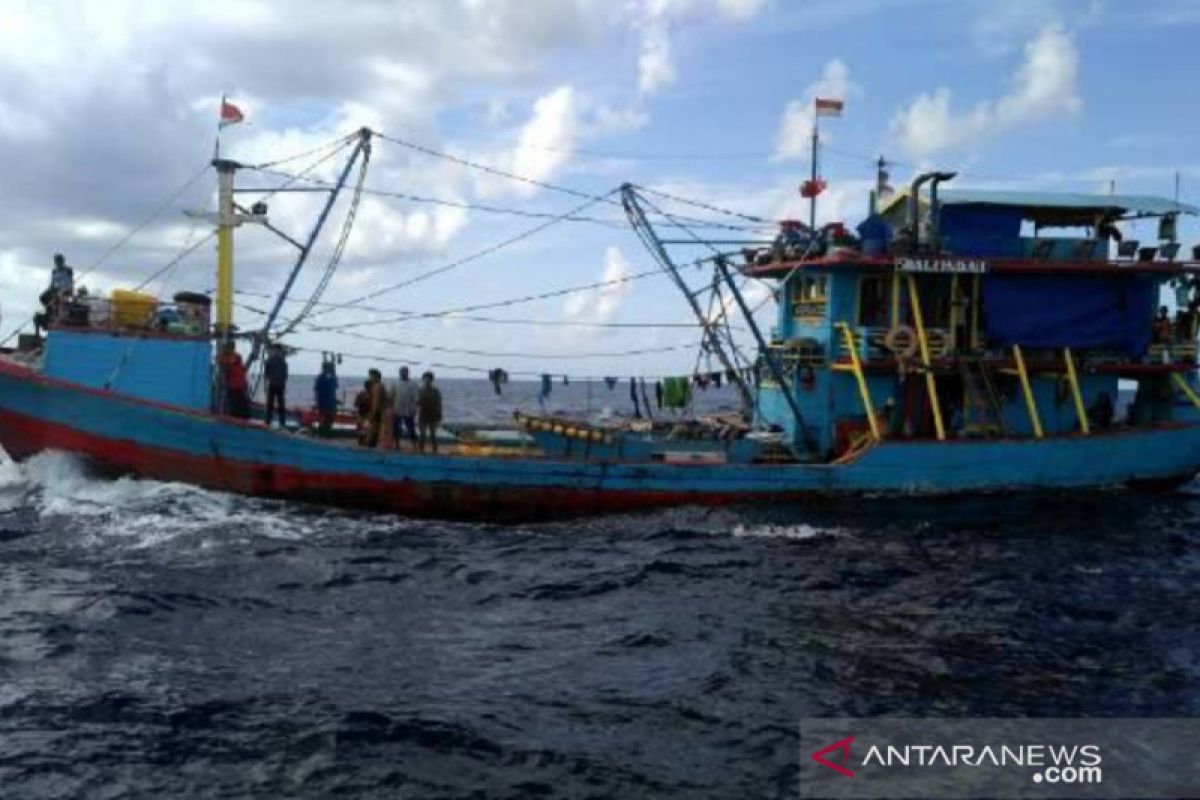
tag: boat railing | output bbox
[48,294,211,338]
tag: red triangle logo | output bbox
[811,736,854,777]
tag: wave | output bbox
[0,448,313,548]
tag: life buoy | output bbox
[884,325,919,360]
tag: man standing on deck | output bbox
[365,368,387,448]
[314,360,338,437]
[392,366,418,450]
[417,371,442,454]
[264,343,289,429]
[218,342,250,419]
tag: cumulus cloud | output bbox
[562,245,632,324]
[889,24,1081,159]
[773,58,856,161]
[632,0,767,97]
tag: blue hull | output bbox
[0,359,1197,519]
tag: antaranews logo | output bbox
[801,718,1198,800]
[811,736,855,778]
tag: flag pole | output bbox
[214,93,225,161]
[809,110,819,231]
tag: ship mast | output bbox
[213,159,239,342]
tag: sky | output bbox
[0,0,1197,379]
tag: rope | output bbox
[303,188,620,320]
[295,267,669,332]
[234,289,727,329]
[275,143,372,336]
[249,132,359,171]
[248,166,630,229]
[630,183,774,225]
[133,231,217,292]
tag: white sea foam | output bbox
[731,522,840,541]
[3,449,313,547]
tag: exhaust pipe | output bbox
[928,171,957,252]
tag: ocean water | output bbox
[1,380,1198,798]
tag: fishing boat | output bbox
[2,128,1200,519]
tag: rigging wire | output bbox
[248,132,359,171]
[629,184,774,226]
[246,165,631,229]
[301,188,622,321]
[297,267,682,332]
[238,301,696,360]
[133,231,217,293]
[370,129,776,232]
[233,289,726,329]
[275,143,372,336]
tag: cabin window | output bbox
[858,276,891,327]
[792,274,828,319]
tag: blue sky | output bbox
[0,0,1196,378]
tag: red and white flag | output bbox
[219,98,245,128]
[814,98,843,117]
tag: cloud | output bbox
[889,24,1081,159]
[632,0,767,97]
[562,245,632,324]
[472,85,579,199]
[773,58,855,162]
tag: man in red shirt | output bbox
[218,342,250,419]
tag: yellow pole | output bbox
[1063,348,1089,434]
[906,275,945,441]
[1013,344,1043,439]
[836,322,880,440]
[1171,372,1200,410]
[214,161,237,338]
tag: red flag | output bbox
[219,99,244,127]
[814,98,843,117]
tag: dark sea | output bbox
[1,378,1198,798]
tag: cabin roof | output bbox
[879,189,1200,226]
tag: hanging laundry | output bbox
[663,376,692,409]
[639,378,653,421]
[604,376,617,390]
[629,377,642,419]
[488,368,507,395]
[655,380,664,409]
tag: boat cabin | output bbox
[743,188,1200,458]
[38,289,214,410]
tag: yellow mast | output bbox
[213,159,238,339]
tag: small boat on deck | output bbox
[2,131,1200,520]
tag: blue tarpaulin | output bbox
[940,205,1024,257]
[982,274,1155,356]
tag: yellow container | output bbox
[110,289,158,328]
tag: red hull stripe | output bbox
[0,406,769,520]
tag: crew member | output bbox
[35,253,76,335]
[263,343,289,429]
[392,366,418,450]
[218,342,250,419]
[314,360,339,437]
[417,371,443,454]
[365,369,387,448]
[355,380,372,445]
